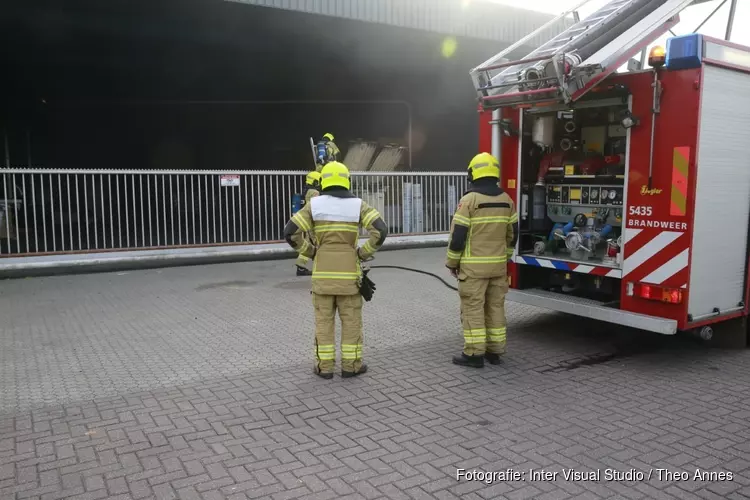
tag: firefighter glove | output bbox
[359,269,376,302]
[357,249,374,262]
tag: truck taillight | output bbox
[631,283,683,304]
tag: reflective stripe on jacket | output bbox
[446,189,518,279]
[285,191,387,295]
[299,188,320,244]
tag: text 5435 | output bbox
[629,205,652,216]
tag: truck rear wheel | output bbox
[695,317,749,349]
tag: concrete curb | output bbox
[0,234,449,279]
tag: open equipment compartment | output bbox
[518,98,630,267]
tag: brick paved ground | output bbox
[2,247,750,500]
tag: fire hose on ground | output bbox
[365,265,459,291]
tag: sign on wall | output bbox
[220,175,240,187]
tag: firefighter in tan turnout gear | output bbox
[283,161,388,379]
[446,152,518,368]
[295,171,322,276]
[314,133,341,172]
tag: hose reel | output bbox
[521,66,544,90]
[573,213,588,227]
[587,231,602,247]
[533,240,547,255]
[565,231,592,253]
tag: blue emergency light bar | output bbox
[666,33,703,70]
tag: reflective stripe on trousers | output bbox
[457,276,509,356]
[312,293,364,373]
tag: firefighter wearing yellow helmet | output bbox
[446,152,518,368]
[295,171,322,276]
[283,161,388,379]
[315,133,341,172]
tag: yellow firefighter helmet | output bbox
[468,152,500,181]
[320,161,350,190]
[306,171,322,186]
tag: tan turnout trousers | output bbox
[313,293,364,374]
[458,276,509,356]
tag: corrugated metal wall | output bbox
[226,0,572,48]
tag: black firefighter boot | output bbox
[342,363,368,378]
[452,353,484,368]
[296,265,312,276]
[313,364,333,380]
[485,353,503,365]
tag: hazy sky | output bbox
[483,0,747,54]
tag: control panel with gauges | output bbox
[526,182,624,265]
[546,184,624,226]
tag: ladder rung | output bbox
[534,1,635,56]
[565,26,590,35]
[584,15,611,23]
[544,15,619,46]
[574,13,613,25]
[540,41,572,52]
[565,9,622,31]
[477,54,555,72]
[568,0,633,27]
[541,36,575,50]
[547,28,584,43]
[534,49,559,57]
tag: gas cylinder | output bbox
[291,193,303,214]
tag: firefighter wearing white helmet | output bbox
[295,171,322,276]
[283,161,388,379]
[446,152,518,368]
[315,133,341,171]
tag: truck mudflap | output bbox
[508,288,678,335]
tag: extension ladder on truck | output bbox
[470,0,702,108]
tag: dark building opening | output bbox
[1,0,505,173]
[0,0,513,254]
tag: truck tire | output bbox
[699,317,749,349]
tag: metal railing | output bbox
[0,169,468,256]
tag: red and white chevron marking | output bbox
[622,228,690,289]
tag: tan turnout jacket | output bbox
[286,191,387,295]
[446,189,518,279]
[304,188,320,204]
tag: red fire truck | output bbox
[470,0,748,342]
